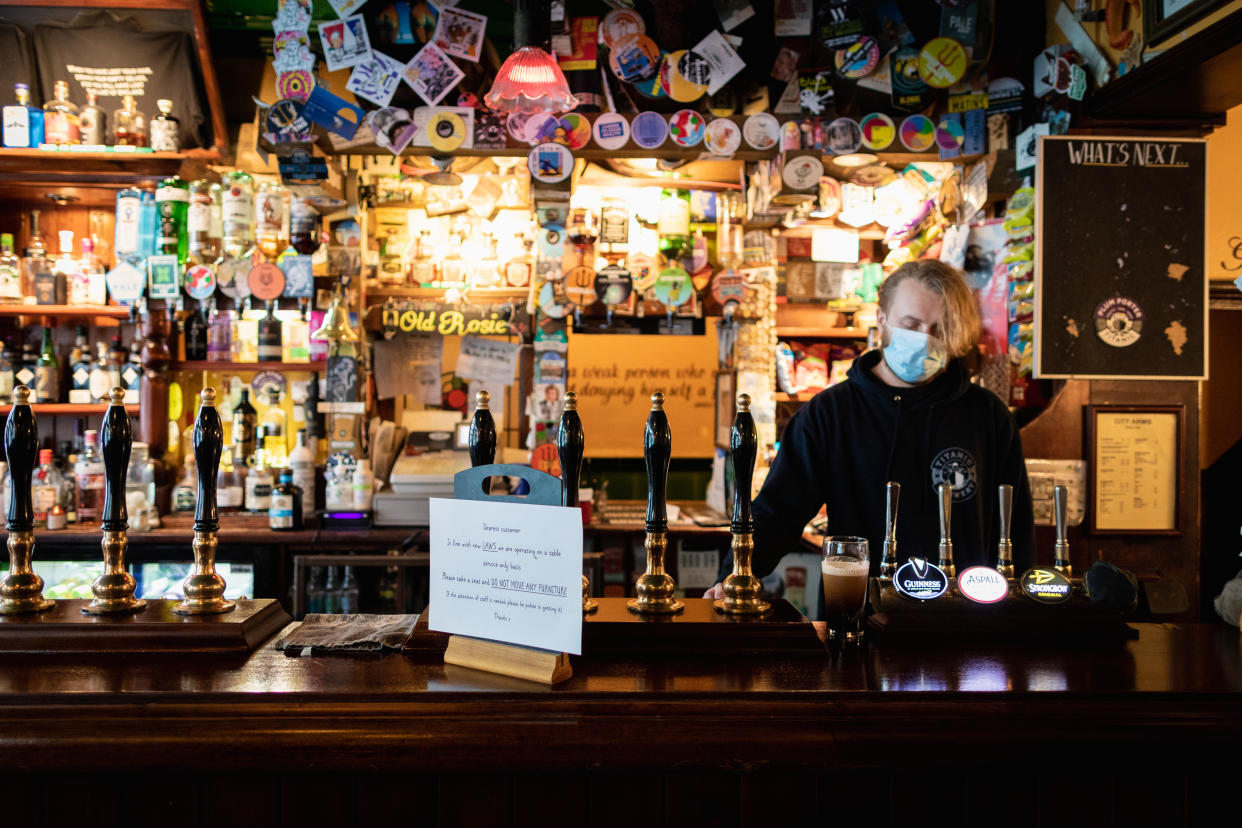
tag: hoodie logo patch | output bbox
[931,447,977,502]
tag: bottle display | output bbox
[68,326,91,403]
[0,233,20,300]
[173,453,196,512]
[57,229,88,305]
[155,175,190,263]
[3,83,45,148]
[289,428,316,506]
[244,429,272,513]
[75,430,105,524]
[113,95,146,146]
[188,179,222,265]
[269,470,303,530]
[657,188,691,260]
[122,342,142,403]
[0,342,14,403]
[88,342,111,403]
[34,327,59,403]
[114,187,144,264]
[258,303,283,362]
[216,447,244,512]
[33,449,62,527]
[207,304,233,362]
[22,209,49,301]
[149,98,180,152]
[126,441,156,515]
[290,196,321,255]
[261,388,288,468]
[231,388,258,464]
[42,80,81,145]
[340,566,359,613]
[79,238,107,304]
[221,170,256,259]
[184,306,209,361]
[80,91,106,145]
[255,181,291,260]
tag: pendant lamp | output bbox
[484,45,579,114]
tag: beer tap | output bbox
[174,388,236,615]
[879,481,900,579]
[996,484,1015,580]
[557,392,594,612]
[715,394,770,615]
[937,483,955,580]
[0,386,52,614]
[469,390,497,494]
[83,387,146,614]
[1053,485,1072,577]
[628,392,684,614]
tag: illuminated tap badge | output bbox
[957,566,1010,604]
[1019,568,1073,605]
[893,557,948,601]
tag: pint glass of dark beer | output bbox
[821,536,870,642]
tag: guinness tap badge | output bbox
[893,557,948,601]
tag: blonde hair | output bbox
[877,260,981,358]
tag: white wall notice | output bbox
[430,497,583,654]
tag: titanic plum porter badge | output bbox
[894,557,949,601]
[1094,296,1143,347]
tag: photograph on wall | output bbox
[320,14,372,72]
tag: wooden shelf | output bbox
[0,403,139,416]
[776,326,869,339]
[0,304,131,319]
[170,360,326,372]
[365,286,529,301]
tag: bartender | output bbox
[706,259,1036,599]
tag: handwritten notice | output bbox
[430,498,583,654]
[455,335,521,385]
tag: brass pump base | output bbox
[0,530,53,615]
[173,531,236,616]
[627,532,684,615]
[714,532,770,615]
[83,530,147,615]
[582,574,597,613]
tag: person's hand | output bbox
[703,582,724,600]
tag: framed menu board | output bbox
[1087,406,1183,535]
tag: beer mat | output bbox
[0,599,290,656]
[277,613,420,653]
[406,599,824,657]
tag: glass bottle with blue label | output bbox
[3,83,44,148]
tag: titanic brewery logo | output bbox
[1094,295,1143,347]
[930,447,977,502]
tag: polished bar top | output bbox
[0,621,1238,771]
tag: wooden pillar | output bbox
[139,308,171,458]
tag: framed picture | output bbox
[1086,405,1184,535]
[714,371,736,449]
[1144,0,1232,46]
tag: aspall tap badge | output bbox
[957,566,1010,604]
[1019,567,1073,605]
[894,557,948,601]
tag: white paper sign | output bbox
[455,335,521,385]
[430,498,583,655]
[693,30,746,95]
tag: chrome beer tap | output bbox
[879,481,900,579]
[937,483,955,579]
[996,484,1015,580]
[1053,484,1072,577]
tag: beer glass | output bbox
[821,536,870,642]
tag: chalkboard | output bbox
[1035,136,1206,380]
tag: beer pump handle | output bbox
[1054,485,1068,544]
[4,386,36,532]
[879,481,900,578]
[938,483,952,542]
[193,387,223,534]
[468,390,497,468]
[730,394,757,534]
[557,391,584,508]
[100,387,132,532]
[996,483,1014,578]
[644,392,672,534]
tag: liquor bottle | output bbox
[0,342,14,403]
[34,327,59,403]
[79,91,106,146]
[440,233,466,287]
[207,303,232,362]
[233,300,258,362]
[600,196,629,250]
[184,305,208,360]
[255,181,290,260]
[257,302,283,362]
[75,429,105,524]
[352,458,373,510]
[261,388,288,468]
[410,229,437,285]
[289,428,316,507]
[269,470,303,530]
[68,326,92,403]
[32,449,62,527]
[155,176,189,263]
[231,388,258,465]
[79,237,107,305]
[114,187,144,265]
[187,179,221,265]
[0,233,21,300]
[216,447,244,513]
[149,99,180,152]
[173,452,196,512]
[323,567,342,613]
[138,190,157,259]
[121,342,142,404]
[306,567,325,614]
[15,341,36,389]
[290,196,321,255]
[340,566,359,613]
[472,231,501,287]
[502,232,533,288]
[22,209,48,300]
[59,446,78,524]
[282,307,309,362]
[113,95,146,147]
[42,80,81,145]
[220,170,255,259]
[109,334,127,373]
[57,230,88,305]
[2,83,44,148]
[244,427,273,512]
[657,188,692,261]
[88,342,112,403]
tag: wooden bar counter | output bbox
[0,619,1239,826]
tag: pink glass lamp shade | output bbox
[484,46,580,114]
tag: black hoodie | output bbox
[747,349,1036,583]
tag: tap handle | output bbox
[644,392,672,533]
[1053,485,1068,544]
[193,387,223,533]
[557,391,584,508]
[938,483,952,541]
[998,484,1014,543]
[100,387,132,531]
[884,481,901,540]
[4,385,36,532]
[730,394,757,533]
[468,390,497,468]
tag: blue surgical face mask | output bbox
[882,326,948,384]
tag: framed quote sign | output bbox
[1087,405,1183,535]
